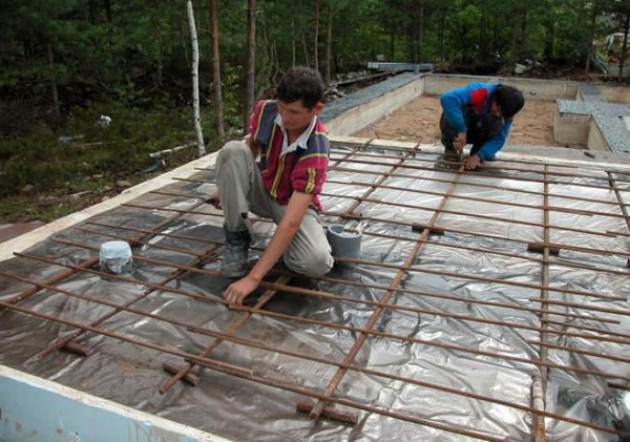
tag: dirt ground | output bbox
[354,95,566,148]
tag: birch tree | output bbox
[187,0,206,157]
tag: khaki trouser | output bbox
[216,140,334,277]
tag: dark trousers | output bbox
[440,106,503,157]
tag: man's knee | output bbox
[284,249,333,278]
[217,140,249,165]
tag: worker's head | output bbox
[276,67,324,133]
[491,85,525,119]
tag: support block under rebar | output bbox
[412,223,445,235]
[162,361,200,386]
[296,400,358,425]
[527,242,561,256]
[62,342,90,357]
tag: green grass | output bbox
[0,102,223,223]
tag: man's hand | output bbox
[222,191,313,306]
[453,132,467,152]
[464,154,481,170]
[208,191,222,209]
[223,274,261,305]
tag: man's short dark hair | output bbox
[276,67,325,109]
[493,85,524,118]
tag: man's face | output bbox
[277,99,322,133]
[490,100,503,117]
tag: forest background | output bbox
[1,0,629,222]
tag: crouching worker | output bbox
[438,83,524,170]
[215,67,334,305]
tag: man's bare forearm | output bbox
[248,191,312,282]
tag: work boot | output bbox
[221,229,251,278]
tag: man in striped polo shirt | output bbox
[215,67,334,305]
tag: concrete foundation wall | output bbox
[606,64,630,79]
[326,76,425,136]
[0,365,224,442]
[599,85,630,104]
[587,119,611,151]
[553,110,590,146]
[423,74,578,100]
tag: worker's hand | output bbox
[208,192,222,209]
[453,132,467,152]
[223,274,261,306]
[464,154,481,170]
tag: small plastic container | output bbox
[99,241,133,274]
[327,225,362,262]
[621,392,630,433]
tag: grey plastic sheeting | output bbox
[0,146,629,441]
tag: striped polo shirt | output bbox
[249,99,330,211]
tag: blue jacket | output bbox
[440,83,513,161]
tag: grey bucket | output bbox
[327,225,362,262]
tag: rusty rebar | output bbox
[1,266,625,437]
[112,202,630,299]
[148,178,630,260]
[74,221,626,324]
[325,178,626,219]
[329,147,630,185]
[327,150,630,192]
[45,237,630,344]
[321,191,617,238]
[326,163,620,207]
[158,274,291,394]
[0,298,253,378]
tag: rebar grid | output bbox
[0,143,628,441]
[173,175,630,259]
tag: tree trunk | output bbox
[620,14,630,80]
[243,0,256,133]
[209,0,224,140]
[543,12,555,61]
[314,0,320,72]
[508,13,519,66]
[259,16,281,84]
[324,3,333,85]
[479,0,487,59]
[187,0,206,157]
[302,34,310,67]
[518,7,527,62]
[47,43,60,122]
[390,31,395,61]
[419,0,425,62]
[104,0,113,23]
[156,46,164,86]
[88,0,96,24]
[292,18,296,66]
[492,12,499,56]
[438,8,446,61]
[585,2,598,77]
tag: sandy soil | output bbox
[354,95,566,148]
